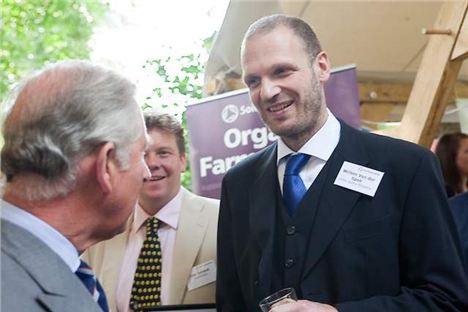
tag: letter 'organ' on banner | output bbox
[186,65,361,199]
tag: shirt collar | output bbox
[133,187,183,232]
[1,199,81,271]
[277,109,340,164]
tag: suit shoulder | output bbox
[183,189,219,213]
[346,125,434,161]
[196,195,220,213]
[357,127,427,151]
[450,193,468,213]
[1,252,43,310]
[223,143,276,179]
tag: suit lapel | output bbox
[302,124,369,279]
[37,293,74,311]
[168,189,209,304]
[1,220,101,311]
[2,220,73,294]
[37,292,101,312]
[249,144,278,297]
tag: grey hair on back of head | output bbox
[1,60,144,201]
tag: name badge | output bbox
[333,161,384,197]
[187,260,216,291]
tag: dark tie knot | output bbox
[285,153,311,176]
[146,217,159,235]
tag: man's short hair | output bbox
[1,60,144,201]
[242,14,322,65]
[144,112,185,155]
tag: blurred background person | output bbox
[83,112,219,312]
[1,60,149,312]
[435,132,468,197]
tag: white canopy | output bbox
[206,0,468,83]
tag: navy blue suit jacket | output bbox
[450,192,468,280]
[216,123,468,311]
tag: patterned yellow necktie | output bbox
[129,217,162,311]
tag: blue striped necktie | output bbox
[75,260,109,312]
[283,153,311,215]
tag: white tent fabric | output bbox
[206,0,468,84]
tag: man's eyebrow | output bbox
[271,62,297,69]
[242,73,256,82]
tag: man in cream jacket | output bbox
[84,112,219,312]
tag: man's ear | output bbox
[314,51,331,83]
[180,153,187,173]
[95,142,118,194]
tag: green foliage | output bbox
[0,0,107,101]
[142,52,205,191]
[142,32,217,190]
[142,53,204,114]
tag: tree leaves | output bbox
[0,0,107,100]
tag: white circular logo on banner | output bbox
[222,105,239,123]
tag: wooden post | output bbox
[452,10,468,61]
[377,1,468,147]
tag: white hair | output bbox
[1,60,145,201]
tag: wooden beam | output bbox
[377,1,468,147]
[360,81,468,130]
[359,82,411,104]
[452,8,468,60]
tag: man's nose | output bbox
[260,79,280,101]
[145,152,160,169]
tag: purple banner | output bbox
[186,65,360,199]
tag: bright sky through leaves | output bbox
[90,0,229,114]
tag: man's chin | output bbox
[140,189,163,199]
[269,124,297,137]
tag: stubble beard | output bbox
[265,76,325,143]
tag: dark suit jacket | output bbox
[1,219,102,312]
[216,123,468,311]
[450,192,468,280]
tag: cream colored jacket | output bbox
[82,188,219,312]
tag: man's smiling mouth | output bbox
[267,101,293,112]
[144,176,165,182]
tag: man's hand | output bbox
[269,300,338,312]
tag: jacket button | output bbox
[286,226,296,235]
[285,258,294,268]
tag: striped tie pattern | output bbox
[130,217,162,311]
[75,260,109,312]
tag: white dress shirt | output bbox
[277,110,341,193]
[1,199,80,272]
[116,188,183,312]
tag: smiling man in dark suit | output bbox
[216,15,468,312]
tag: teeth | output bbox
[145,176,164,182]
[268,102,292,112]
